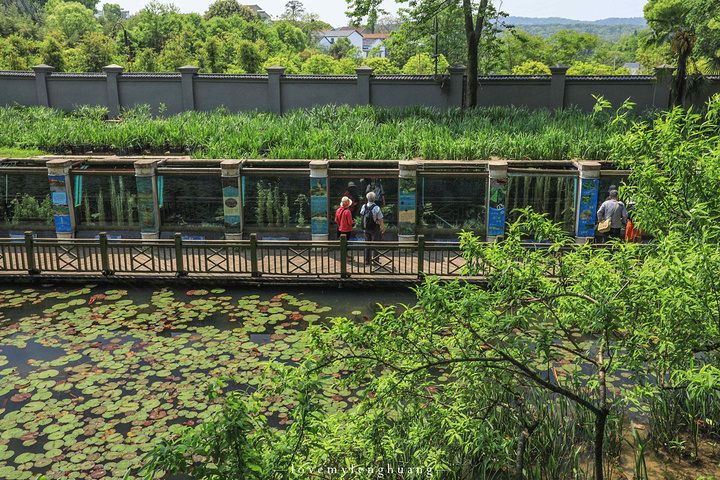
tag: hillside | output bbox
[504,17,647,42]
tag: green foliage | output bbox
[361,56,400,74]
[40,34,65,71]
[546,29,601,65]
[644,0,720,105]
[0,104,645,160]
[274,21,305,53]
[0,34,32,70]
[346,0,507,107]
[566,61,616,75]
[401,53,449,75]
[327,36,358,60]
[135,382,268,479]
[237,39,263,73]
[262,54,301,74]
[44,0,99,46]
[205,0,254,21]
[77,31,116,72]
[611,93,720,241]
[300,53,337,74]
[512,60,550,75]
[8,194,53,224]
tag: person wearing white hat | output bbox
[335,196,354,240]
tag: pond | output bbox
[0,283,416,479]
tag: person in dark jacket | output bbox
[343,182,361,215]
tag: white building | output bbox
[317,29,389,59]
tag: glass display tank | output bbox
[506,174,577,233]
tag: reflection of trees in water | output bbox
[507,176,576,231]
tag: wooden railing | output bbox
[0,232,583,280]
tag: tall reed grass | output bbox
[0,104,646,160]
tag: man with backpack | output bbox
[360,191,385,265]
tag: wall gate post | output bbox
[398,160,418,241]
[487,161,508,241]
[134,160,160,240]
[103,64,124,119]
[574,161,601,244]
[266,65,285,114]
[32,64,54,108]
[179,65,200,112]
[310,160,329,241]
[46,159,75,239]
[221,160,242,240]
[549,64,568,110]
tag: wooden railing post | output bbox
[99,232,113,275]
[417,235,425,279]
[25,231,39,275]
[174,233,187,276]
[250,233,259,277]
[340,234,348,278]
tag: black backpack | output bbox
[362,203,378,230]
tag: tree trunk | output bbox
[514,420,539,480]
[462,0,488,108]
[673,48,689,108]
[594,408,608,480]
[465,33,479,108]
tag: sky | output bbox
[109,0,649,28]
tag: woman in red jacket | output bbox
[335,196,354,240]
[335,196,354,261]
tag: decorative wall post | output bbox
[46,159,75,239]
[355,66,373,106]
[549,64,568,110]
[654,64,676,110]
[398,161,418,241]
[32,64,54,108]
[487,161,508,241]
[448,65,466,108]
[309,160,328,241]
[134,160,160,240]
[103,64,124,119]
[179,65,199,112]
[221,160,242,240]
[575,161,601,244]
[266,65,285,115]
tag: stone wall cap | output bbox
[179,65,200,73]
[103,64,125,72]
[46,159,72,166]
[355,65,374,74]
[32,64,55,72]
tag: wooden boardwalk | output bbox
[0,236,473,285]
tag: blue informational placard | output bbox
[577,178,600,237]
[54,215,72,233]
[310,196,326,214]
[311,217,327,235]
[488,206,506,236]
[51,191,68,206]
[399,192,416,212]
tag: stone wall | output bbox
[1,63,717,116]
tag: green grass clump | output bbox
[0,104,648,160]
[0,147,47,158]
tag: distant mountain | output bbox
[506,17,647,27]
[502,17,647,42]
